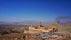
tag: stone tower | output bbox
[38,22,44,29]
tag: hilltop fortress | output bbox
[24,22,58,34]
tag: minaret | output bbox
[38,22,43,29]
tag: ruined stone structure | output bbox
[24,22,58,34]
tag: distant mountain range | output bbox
[0,21,48,25]
[0,20,71,25]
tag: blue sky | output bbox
[0,0,71,22]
